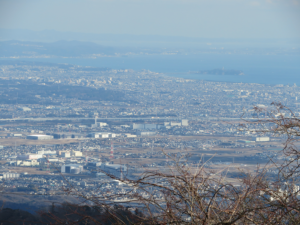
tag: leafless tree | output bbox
[5,102,300,224]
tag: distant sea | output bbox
[2,54,300,85]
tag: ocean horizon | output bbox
[1,53,300,85]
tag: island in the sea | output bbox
[191,69,245,76]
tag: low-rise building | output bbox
[26,134,53,140]
[61,164,83,174]
[252,137,270,142]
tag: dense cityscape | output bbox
[1,0,300,222]
[0,61,297,212]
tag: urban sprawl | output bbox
[0,62,298,207]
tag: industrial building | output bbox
[132,124,145,130]
[37,150,56,155]
[124,133,137,138]
[18,159,39,167]
[181,119,189,126]
[53,133,72,139]
[97,122,108,127]
[170,122,182,126]
[26,134,53,140]
[61,164,83,174]
[91,118,108,128]
[51,133,83,139]
[164,119,189,127]
[87,162,101,167]
[10,159,40,166]
[19,107,31,112]
[86,162,101,170]
[59,150,82,157]
[17,154,43,160]
[252,137,270,142]
[61,152,71,158]
[88,132,116,138]
[72,151,83,157]
[0,172,20,179]
[136,131,156,136]
[131,121,189,130]
[132,124,163,130]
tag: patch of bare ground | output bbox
[0,138,80,147]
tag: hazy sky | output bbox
[0,0,299,38]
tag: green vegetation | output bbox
[0,79,125,104]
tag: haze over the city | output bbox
[0,0,300,224]
[1,0,300,39]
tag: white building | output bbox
[252,137,270,142]
[132,124,145,129]
[132,124,162,130]
[181,119,189,126]
[170,122,181,126]
[0,172,20,179]
[61,164,83,174]
[137,131,156,136]
[20,107,31,112]
[100,133,110,138]
[61,152,71,158]
[14,159,39,166]
[37,150,57,155]
[88,132,116,138]
[97,122,108,127]
[92,121,108,128]
[17,154,43,160]
[164,119,189,127]
[109,133,116,138]
[125,134,137,138]
[72,151,83,157]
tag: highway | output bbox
[0,116,258,122]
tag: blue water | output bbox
[3,54,300,85]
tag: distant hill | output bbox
[192,69,244,76]
[0,40,115,58]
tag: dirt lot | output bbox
[0,138,80,147]
[8,166,53,175]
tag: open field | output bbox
[8,166,53,175]
[0,134,286,180]
[0,138,80,147]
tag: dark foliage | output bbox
[39,203,145,225]
[0,208,39,225]
[0,204,144,225]
[0,79,124,104]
